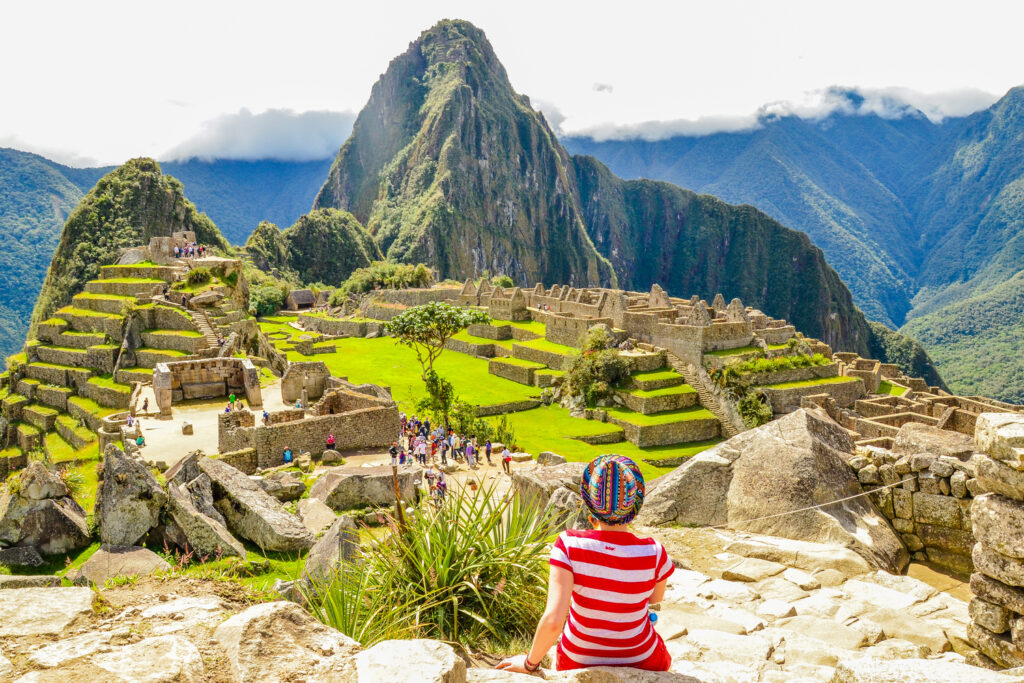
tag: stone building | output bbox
[152,358,262,416]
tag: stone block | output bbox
[926,547,973,575]
[1014,616,1024,651]
[879,463,899,486]
[919,472,941,494]
[976,454,1024,502]
[973,494,1024,559]
[939,477,952,495]
[913,492,962,528]
[975,413,1024,471]
[903,476,919,492]
[901,533,924,551]
[971,572,1024,614]
[970,598,1012,634]
[917,523,975,555]
[968,622,1024,668]
[181,421,193,435]
[974,543,1024,588]
[951,470,969,498]
[911,454,936,472]
[894,488,913,518]
[893,517,915,533]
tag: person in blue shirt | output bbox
[283,448,293,463]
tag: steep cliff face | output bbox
[30,158,228,329]
[571,156,872,354]
[245,209,381,286]
[314,20,615,288]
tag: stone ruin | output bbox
[152,357,262,416]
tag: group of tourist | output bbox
[173,242,206,259]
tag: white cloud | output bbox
[563,86,1000,141]
[164,108,355,162]
[0,136,100,168]
[593,83,614,94]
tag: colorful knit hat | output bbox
[579,455,646,525]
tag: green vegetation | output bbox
[629,384,696,399]
[630,369,683,383]
[605,405,717,426]
[146,329,203,338]
[563,326,629,405]
[246,209,381,287]
[88,374,131,393]
[877,380,908,396]
[516,337,576,355]
[451,330,514,349]
[30,157,228,335]
[729,353,832,375]
[705,345,762,357]
[761,376,860,390]
[68,395,121,418]
[384,302,490,380]
[490,357,545,369]
[331,261,434,302]
[307,483,553,649]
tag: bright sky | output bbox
[2,0,1022,165]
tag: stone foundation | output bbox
[153,357,261,415]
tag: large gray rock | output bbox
[302,514,359,582]
[184,472,227,526]
[972,572,1024,614]
[0,574,61,589]
[95,445,168,546]
[546,486,588,531]
[537,451,567,466]
[355,639,465,682]
[165,482,246,559]
[0,586,94,636]
[639,408,908,573]
[976,413,1024,470]
[831,656,1022,682]
[309,465,420,511]
[976,454,1024,502]
[68,545,171,586]
[893,422,976,460]
[256,471,306,502]
[973,494,1024,559]
[90,635,206,682]
[213,601,359,683]
[0,544,43,568]
[297,497,338,535]
[0,465,89,555]
[512,461,587,509]
[198,456,314,552]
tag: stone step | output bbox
[22,404,58,432]
[140,329,207,354]
[84,278,166,298]
[604,405,721,447]
[99,264,183,281]
[53,331,107,349]
[71,293,134,315]
[56,414,96,450]
[53,307,125,341]
[134,347,192,368]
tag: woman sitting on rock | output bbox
[497,455,674,674]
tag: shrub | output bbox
[334,261,434,300]
[564,346,630,406]
[185,267,211,287]
[491,275,514,288]
[306,483,555,649]
[738,390,773,428]
[248,283,289,317]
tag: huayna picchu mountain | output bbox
[310,19,942,384]
[30,158,229,333]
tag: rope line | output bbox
[709,476,915,530]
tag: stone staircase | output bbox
[667,352,742,438]
[193,310,220,349]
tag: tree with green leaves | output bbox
[384,302,490,380]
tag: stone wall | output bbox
[281,362,330,404]
[467,323,512,341]
[968,413,1024,669]
[140,332,204,354]
[374,287,460,306]
[153,357,262,415]
[511,344,573,371]
[605,413,720,448]
[763,378,866,414]
[488,358,538,385]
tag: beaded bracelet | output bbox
[524,654,540,672]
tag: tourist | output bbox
[451,432,462,461]
[436,468,447,502]
[136,434,145,448]
[484,439,493,465]
[389,442,399,467]
[416,439,428,465]
[225,404,231,413]
[496,455,673,674]
[425,465,437,493]
[283,448,293,464]
[262,410,270,426]
[327,433,336,450]
[126,414,134,428]
[465,439,476,468]
[229,393,236,410]
[439,436,449,465]
[142,398,149,413]
[501,445,512,474]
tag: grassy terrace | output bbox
[38,345,87,354]
[878,380,909,396]
[515,337,576,355]
[102,261,157,268]
[495,319,546,335]
[74,292,135,302]
[25,403,58,416]
[137,347,189,357]
[68,395,121,418]
[146,329,203,338]
[91,277,165,284]
[55,306,122,319]
[762,376,860,390]
[630,369,683,383]
[452,330,515,349]
[628,384,696,399]
[57,414,97,443]
[705,345,761,357]
[17,422,40,436]
[88,375,132,393]
[606,405,717,426]
[119,367,153,376]
[491,357,546,369]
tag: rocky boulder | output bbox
[0,545,44,568]
[95,445,168,546]
[546,487,588,531]
[165,482,246,558]
[537,451,567,466]
[321,448,344,464]
[198,457,314,552]
[256,471,306,502]
[0,586,94,636]
[638,407,909,573]
[68,545,171,586]
[976,413,1024,471]
[355,639,465,682]
[297,498,338,535]
[309,465,420,511]
[213,601,359,682]
[301,514,359,583]
[0,462,90,555]
[512,461,587,509]
[893,422,976,460]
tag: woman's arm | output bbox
[496,564,573,673]
[650,577,669,605]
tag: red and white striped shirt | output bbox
[549,529,674,667]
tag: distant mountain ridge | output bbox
[565,87,1024,402]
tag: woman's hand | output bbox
[495,654,530,673]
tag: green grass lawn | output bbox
[605,405,717,426]
[496,319,546,335]
[146,329,203,338]
[261,315,299,323]
[630,369,684,383]
[74,292,135,302]
[486,405,716,481]
[704,345,762,357]
[286,336,539,409]
[68,395,122,418]
[516,337,576,355]
[90,277,165,284]
[628,384,696,399]
[762,376,860,390]
[25,403,58,416]
[56,306,123,319]
[89,374,132,393]
[877,380,908,396]
[57,414,97,445]
[136,347,189,358]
